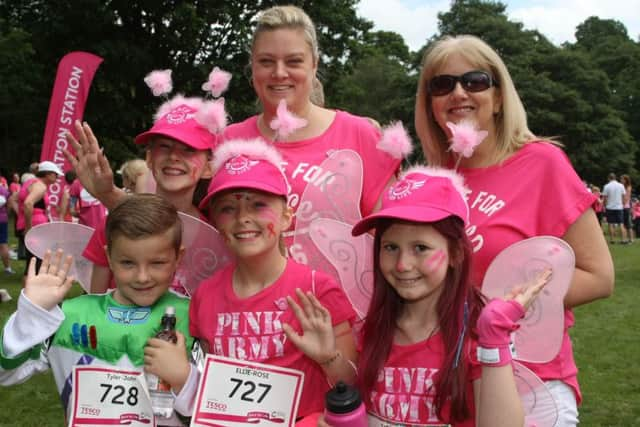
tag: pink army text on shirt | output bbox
[363,332,481,426]
[457,141,596,403]
[189,259,356,418]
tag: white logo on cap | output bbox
[388,178,426,200]
[225,155,260,175]
[165,106,196,124]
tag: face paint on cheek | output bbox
[186,156,206,180]
[267,223,276,237]
[424,249,446,273]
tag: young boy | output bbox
[0,194,192,426]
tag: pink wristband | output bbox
[476,299,524,366]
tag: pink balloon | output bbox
[513,361,559,427]
[482,236,574,363]
[176,213,232,296]
[25,222,95,292]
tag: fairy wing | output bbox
[513,361,559,427]
[176,212,233,297]
[308,218,374,319]
[25,222,95,292]
[293,149,373,319]
[482,236,575,363]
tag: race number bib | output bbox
[368,413,450,427]
[191,355,304,427]
[68,366,155,427]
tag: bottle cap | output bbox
[164,306,176,316]
[325,381,362,414]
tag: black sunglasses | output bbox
[428,70,499,97]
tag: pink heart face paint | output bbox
[423,249,446,273]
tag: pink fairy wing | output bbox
[513,361,559,427]
[293,149,372,320]
[25,222,95,292]
[482,236,575,363]
[308,218,374,319]
[176,213,233,296]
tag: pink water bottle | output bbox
[324,381,368,427]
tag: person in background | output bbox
[68,170,108,228]
[119,158,150,194]
[602,173,627,244]
[590,185,604,228]
[0,183,13,275]
[414,34,613,426]
[621,174,633,243]
[17,161,64,279]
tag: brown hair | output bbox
[106,193,182,253]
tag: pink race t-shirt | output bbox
[69,179,107,228]
[364,334,481,426]
[16,178,49,231]
[190,259,356,417]
[458,141,595,403]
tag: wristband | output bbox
[476,299,524,366]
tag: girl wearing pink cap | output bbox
[311,166,549,426]
[65,96,219,293]
[415,35,613,425]
[151,138,358,423]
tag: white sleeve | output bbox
[173,364,200,416]
[3,289,65,357]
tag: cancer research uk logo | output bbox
[388,178,426,200]
[165,105,196,125]
[226,155,260,175]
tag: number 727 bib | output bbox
[191,355,305,427]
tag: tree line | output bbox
[1,0,638,186]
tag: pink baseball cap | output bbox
[134,97,219,150]
[352,166,469,236]
[198,138,289,209]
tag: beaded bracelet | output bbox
[320,350,342,366]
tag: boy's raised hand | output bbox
[24,249,75,311]
[505,267,552,311]
[144,332,191,393]
[282,289,337,365]
[64,120,118,203]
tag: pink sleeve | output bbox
[357,122,401,216]
[312,270,357,327]
[82,221,109,267]
[536,144,596,237]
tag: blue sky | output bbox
[357,0,640,51]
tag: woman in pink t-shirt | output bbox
[224,6,401,255]
[414,35,613,425]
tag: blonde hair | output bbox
[251,5,319,64]
[415,35,538,166]
[120,159,148,192]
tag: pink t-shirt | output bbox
[190,259,356,417]
[17,178,49,231]
[69,179,107,228]
[458,142,595,403]
[82,219,116,290]
[224,111,401,229]
[365,334,481,426]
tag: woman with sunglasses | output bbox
[415,35,613,426]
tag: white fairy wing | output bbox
[177,212,232,297]
[25,222,95,292]
[293,149,372,320]
[513,361,559,427]
[482,236,575,363]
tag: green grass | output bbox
[0,236,638,426]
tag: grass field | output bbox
[0,235,638,426]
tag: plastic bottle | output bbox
[324,381,368,427]
[148,306,177,419]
